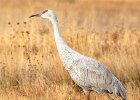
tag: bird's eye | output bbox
[42,10,48,14]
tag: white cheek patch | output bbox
[41,14,47,18]
[41,13,51,18]
[47,13,51,17]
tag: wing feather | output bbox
[70,57,113,93]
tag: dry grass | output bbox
[0,0,140,100]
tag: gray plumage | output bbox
[56,36,127,100]
[30,9,127,100]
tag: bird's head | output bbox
[29,9,57,21]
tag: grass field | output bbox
[0,0,140,99]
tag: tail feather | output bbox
[111,77,127,100]
[114,80,127,100]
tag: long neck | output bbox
[51,19,64,47]
[51,19,69,52]
[51,18,80,70]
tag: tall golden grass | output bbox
[0,0,140,99]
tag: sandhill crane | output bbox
[30,9,127,100]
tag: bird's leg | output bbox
[85,91,90,100]
[107,94,114,100]
[120,97,125,100]
[83,90,90,100]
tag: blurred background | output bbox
[0,0,140,100]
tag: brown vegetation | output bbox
[0,0,140,99]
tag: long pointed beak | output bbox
[29,13,41,18]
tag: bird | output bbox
[29,9,127,100]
